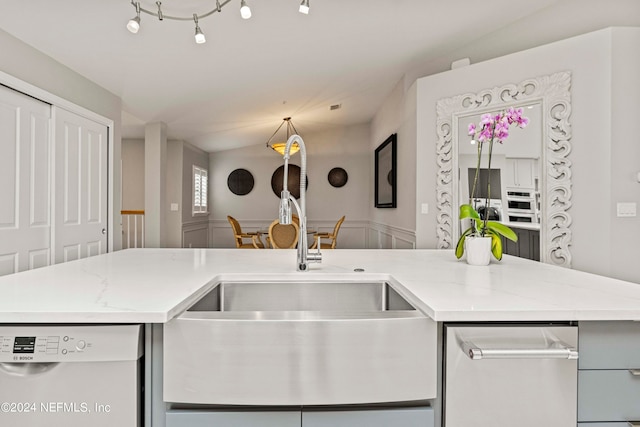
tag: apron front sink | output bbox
[163,281,437,406]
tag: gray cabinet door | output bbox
[502,228,540,261]
[578,370,640,422]
[579,321,640,369]
[302,407,433,427]
[166,410,300,427]
[578,424,629,427]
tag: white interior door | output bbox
[0,85,51,276]
[53,107,108,263]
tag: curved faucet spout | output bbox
[280,135,321,271]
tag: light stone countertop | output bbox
[0,248,639,323]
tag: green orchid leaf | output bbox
[485,221,518,242]
[455,227,474,259]
[459,204,480,220]
[488,231,503,260]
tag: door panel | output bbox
[0,85,51,276]
[54,107,108,264]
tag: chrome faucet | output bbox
[279,134,321,271]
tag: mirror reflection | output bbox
[457,104,542,260]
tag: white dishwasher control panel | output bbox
[0,324,142,363]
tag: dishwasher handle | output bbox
[0,362,59,376]
[461,341,578,360]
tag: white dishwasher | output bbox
[0,324,143,427]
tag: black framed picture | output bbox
[374,133,397,208]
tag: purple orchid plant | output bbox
[455,107,530,261]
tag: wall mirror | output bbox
[375,133,397,208]
[435,71,573,267]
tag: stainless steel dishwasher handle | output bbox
[461,341,578,360]
[627,422,640,427]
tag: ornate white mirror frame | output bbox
[435,71,573,267]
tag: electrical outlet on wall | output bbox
[617,202,637,217]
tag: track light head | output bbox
[193,14,206,44]
[194,26,206,44]
[240,0,252,19]
[127,2,141,34]
[127,16,141,33]
[299,0,310,14]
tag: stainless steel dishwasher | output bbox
[444,323,578,427]
[0,324,143,427]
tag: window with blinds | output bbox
[193,165,208,215]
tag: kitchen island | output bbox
[0,248,639,323]
[1,248,640,427]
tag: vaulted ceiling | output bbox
[0,0,628,152]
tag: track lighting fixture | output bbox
[240,0,252,20]
[193,15,206,44]
[156,1,164,20]
[126,2,141,34]
[126,0,309,44]
[299,0,310,15]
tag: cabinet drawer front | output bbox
[578,370,640,421]
[303,407,434,427]
[166,410,300,427]
[578,424,630,427]
[579,321,640,369]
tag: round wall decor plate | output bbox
[328,167,348,188]
[227,168,254,196]
[271,165,308,199]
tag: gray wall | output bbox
[209,124,371,248]
[414,27,640,283]
[370,77,418,235]
[609,29,640,282]
[166,140,184,248]
[122,139,209,248]
[122,139,145,211]
[182,143,210,248]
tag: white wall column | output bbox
[144,122,167,248]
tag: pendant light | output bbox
[266,117,301,156]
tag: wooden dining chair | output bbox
[227,215,264,248]
[310,215,345,249]
[267,219,299,249]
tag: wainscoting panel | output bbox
[183,221,209,248]
[368,222,416,249]
[209,219,415,250]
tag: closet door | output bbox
[53,107,108,263]
[0,85,51,276]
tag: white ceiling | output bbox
[0,0,568,152]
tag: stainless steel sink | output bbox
[163,281,437,406]
[187,281,416,312]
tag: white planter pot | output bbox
[465,236,492,266]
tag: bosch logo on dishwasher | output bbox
[14,356,33,361]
